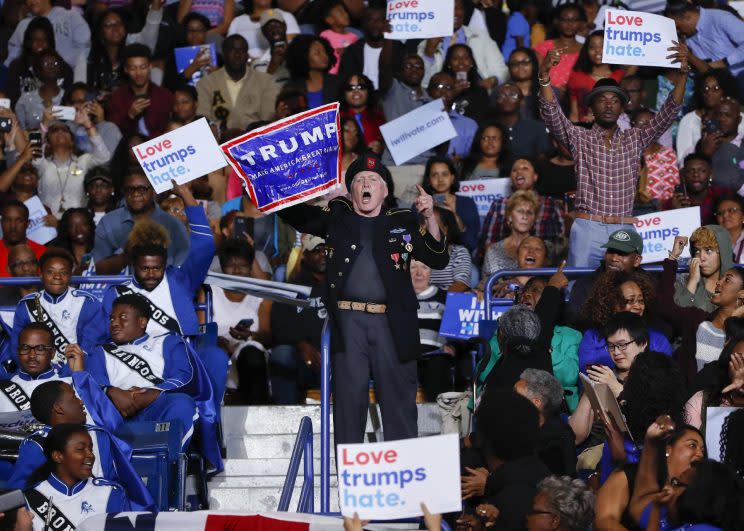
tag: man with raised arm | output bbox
[278,155,448,445]
[538,41,690,268]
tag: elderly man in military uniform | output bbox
[279,155,448,445]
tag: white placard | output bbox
[132,118,227,194]
[456,178,511,221]
[386,0,454,40]
[25,196,57,244]
[705,406,740,462]
[337,434,461,520]
[603,10,679,68]
[380,99,457,166]
[633,206,700,264]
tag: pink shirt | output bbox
[533,40,579,91]
[320,29,359,75]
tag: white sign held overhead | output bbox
[602,9,680,68]
[132,117,227,194]
[633,206,701,263]
[380,99,457,165]
[386,0,454,40]
[337,434,461,520]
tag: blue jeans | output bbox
[568,218,635,269]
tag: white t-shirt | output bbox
[227,10,300,58]
[362,43,382,89]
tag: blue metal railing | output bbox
[278,416,315,513]
[316,262,688,520]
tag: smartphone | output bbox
[674,182,688,197]
[0,116,12,133]
[456,71,468,81]
[0,98,10,109]
[237,318,254,329]
[232,216,254,239]
[28,130,42,158]
[702,119,720,135]
[433,193,447,206]
[52,105,76,121]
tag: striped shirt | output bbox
[416,286,447,351]
[430,245,473,290]
[539,94,681,217]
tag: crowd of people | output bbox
[0,0,742,528]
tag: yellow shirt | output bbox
[224,70,246,107]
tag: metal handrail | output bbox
[278,416,314,513]
[484,264,688,314]
[320,318,332,513]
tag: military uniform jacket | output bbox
[279,197,449,362]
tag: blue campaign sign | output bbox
[220,103,341,213]
[439,292,512,340]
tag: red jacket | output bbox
[107,82,174,138]
[0,239,46,277]
[341,108,386,146]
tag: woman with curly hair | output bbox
[579,270,672,372]
[720,407,744,478]
[284,34,338,109]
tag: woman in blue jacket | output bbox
[579,270,672,372]
[24,423,131,530]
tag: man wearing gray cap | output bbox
[279,155,448,445]
[538,41,690,268]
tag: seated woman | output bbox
[595,424,705,530]
[461,123,509,181]
[685,332,744,429]
[660,236,744,383]
[24,423,131,529]
[579,270,672,372]
[421,155,480,253]
[674,225,732,313]
[482,190,538,278]
[629,415,743,531]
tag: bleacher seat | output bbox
[115,420,187,511]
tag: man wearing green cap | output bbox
[278,155,448,445]
[566,228,646,328]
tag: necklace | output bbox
[54,158,80,213]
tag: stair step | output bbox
[219,458,336,477]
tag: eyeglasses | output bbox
[716,207,741,216]
[402,62,423,71]
[508,59,532,67]
[704,85,721,92]
[607,339,637,353]
[9,259,38,269]
[103,20,124,28]
[670,477,689,488]
[18,344,54,354]
[496,91,521,100]
[433,83,453,91]
[345,84,366,92]
[624,297,644,306]
[124,185,151,196]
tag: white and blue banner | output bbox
[221,103,341,214]
[439,292,511,340]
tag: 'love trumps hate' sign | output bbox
[337,434,461,520]
[603,10,680,68]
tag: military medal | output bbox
[402,234,413,252]
[391,253,400,270]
